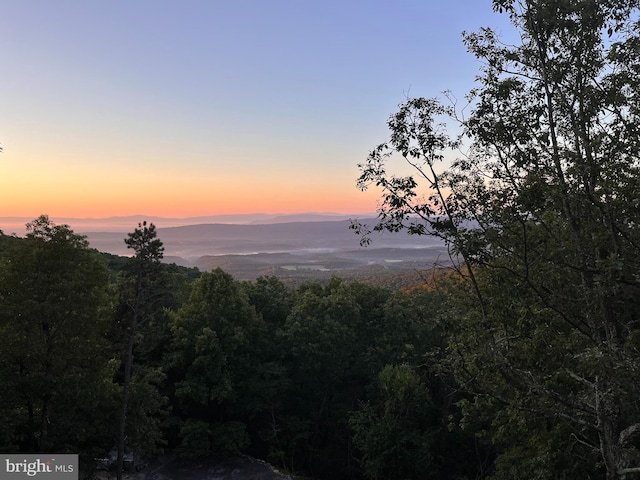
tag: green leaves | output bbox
[349,365,438,480]
[359,1,640,477]
[166,268,264,455]
[124,221,164,263]
[0,216,113,453]
[355,97,461,247]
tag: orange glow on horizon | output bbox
[0,143,381,219]
[1,164,380,219]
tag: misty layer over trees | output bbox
[1,1,640,479]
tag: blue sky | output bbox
[0,0,513,218]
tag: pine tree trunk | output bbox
[117,323,136,480]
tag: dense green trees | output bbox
[0,215,488,479]
[356,1,640,478]
[160,269,474,479]
[166,268,265,455]
[349,364,438,480]
[0,216,115,456]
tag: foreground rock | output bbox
[94,454,297,480]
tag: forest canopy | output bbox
[0,216,475,479]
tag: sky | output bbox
[1,0,513,219]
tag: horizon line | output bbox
[0,211,376,221]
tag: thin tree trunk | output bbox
[38,395,50,453]
[117,323,136,480]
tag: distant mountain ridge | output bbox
[0,213,371,235]
[84,219,442,258]
[1,214,448,282]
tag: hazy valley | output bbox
[1,214,448,284]
[85,217,448,283]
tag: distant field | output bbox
[191,245,449,286]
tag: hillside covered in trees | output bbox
[0,216,479,479]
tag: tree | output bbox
[116,221,166,480]
[240,276,293,463]
[0,215,113,454]
[166,268,265,456]
[349,364,438,480]
[356,1,640,478]
[277,278,388,478]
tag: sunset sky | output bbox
[1,1,513,219]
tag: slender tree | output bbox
[116,221,165,480]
